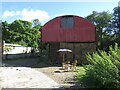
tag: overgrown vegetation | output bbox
[77,44,120,88]
[4,46,12,54]
[2,19,41,47]
[85,6,120,51]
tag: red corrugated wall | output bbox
[42,15,96,42]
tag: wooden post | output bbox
[0,21,2,66]
[39,28,43,58]
[63,53,65,62]
[73,44,75,61]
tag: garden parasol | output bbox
[57,49,72,62]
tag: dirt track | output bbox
[0,67,61,88]
[2,58,84,88]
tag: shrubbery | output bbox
[77,44,120,88]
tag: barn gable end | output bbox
[42,15,96,42]
[41,15,96,65]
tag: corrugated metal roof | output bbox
[42,15,96,42]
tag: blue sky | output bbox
[1,2,119,25]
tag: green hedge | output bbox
[79,43,120,88]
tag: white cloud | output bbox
[2,8,50,22]
[21,8,49,21]
[3,10,20,17]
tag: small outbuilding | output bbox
[41,15,96,65]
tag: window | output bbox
[61,16,74,28]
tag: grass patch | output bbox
[74,66,86,82]
[75,65,92,88]
[76,65,96,88]
[74,66,86,72]
[70,65,91,88]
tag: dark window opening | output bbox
[61,16,74,28]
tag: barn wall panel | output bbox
[42,15,96,42]
[49,42,96,65]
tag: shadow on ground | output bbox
[2,56,61,68]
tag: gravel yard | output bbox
[34,67,84,88]
[1,58,84,89]
[0,67,61,89]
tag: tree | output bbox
[85,11,112,50]
[112,7,120,34]
[104,6,120,47]
[33,19,41,29]
[2,19,41,48]
[111,6,120,46]
[2,21,11,42]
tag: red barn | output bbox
[42,15,96,65]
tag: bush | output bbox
[78,44,120,88]
[109,44,120,71]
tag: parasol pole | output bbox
[63,53,65,62]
